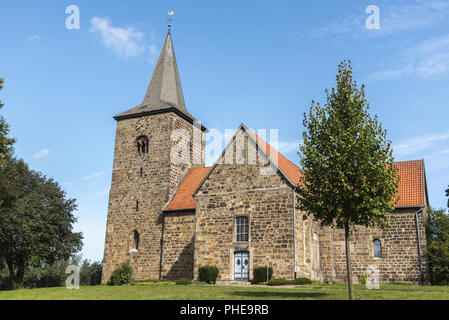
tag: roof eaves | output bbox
[114,107,208,132]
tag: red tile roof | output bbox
[163,126,426,211]
[163,167,210,212]
[245,127,302,186]
[394,160,426,207]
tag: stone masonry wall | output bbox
[294,201,321,280]
[161,211,196,280]
[320,208,428,284]
[194,130,296,281]
[102,112,204,283]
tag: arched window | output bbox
[373,239,382,258]
[133,230,140,250]
[236,216,249,242]
[136,136,149,154]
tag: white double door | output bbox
[234,251,249,280]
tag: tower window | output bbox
[140,167,143,177]
[236,216,249,243]
[136,136,149,154]
[136,200,139,212]
[133,230,140,250]
[373,239,382,258]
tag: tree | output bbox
[446,187,449,208]
[0,158,83,287]
[426,207,449,285]
[0,78,15,161]
[0,78,16,212]
[297,61,398,300]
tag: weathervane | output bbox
[167,10,174,30]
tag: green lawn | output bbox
[0,282,448,300]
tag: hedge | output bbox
[108,261,133,286]
[291,277,313,285]
[267,278,291,286]
[253,266,273,284]
[198,265,219,284]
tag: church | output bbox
[101,30,429,284]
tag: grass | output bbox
[0,282,448,300]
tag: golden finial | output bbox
[167,10,174,30]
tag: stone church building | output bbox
[101,31,429,284]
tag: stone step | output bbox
[216,280,251,286]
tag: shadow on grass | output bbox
[230,291,328,299]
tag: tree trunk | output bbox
[15,265,25,288]
[6,260,17,289]
[6,259,25,288]
[344,222,354,300]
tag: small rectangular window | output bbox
[236,216,249,242]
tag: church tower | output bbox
[102,29,206,283]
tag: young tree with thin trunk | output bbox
[297,61,398,300]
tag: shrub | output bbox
[291,277,313,285]
[267,278,291,286]
[253,266,273,284]
[24,260,69,288]
[198,265,219,284]
[80,260,102,286]
[0,276,15,290]
[108,261,133,286]
[361,274,367,285]
[176,278,191,285]
[426,207,449,285]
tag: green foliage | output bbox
[0,159,83,287]
[297,61,398,299]
[80,260,102,286]
[0,256,102,289]
[361,274,367,285]
[175,278,191,285]
[292,277,313,285]
[426,207,449,285]
[253,266,273,283]
[131,279,172,285]
[198,265,219,284]
[108,262,133,286]
[267,278,291,286]
[297,61,398,230]
[0,78,15,162]
[446,188,449,208]
[23,259,70,289]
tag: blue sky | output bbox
[1,0,449,261]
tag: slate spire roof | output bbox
[114,30,198,122]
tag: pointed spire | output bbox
[115,29,194,121]
[141,30,186,111]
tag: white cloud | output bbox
[83,171,105,181]
[278,140,301,155]
[312,0,449,38]
[393,131,449,157]
[33,149,50,159]
[26,34,40,42]
[370,34,449,80]
[90,17,156,60]
[378,0,449,35]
